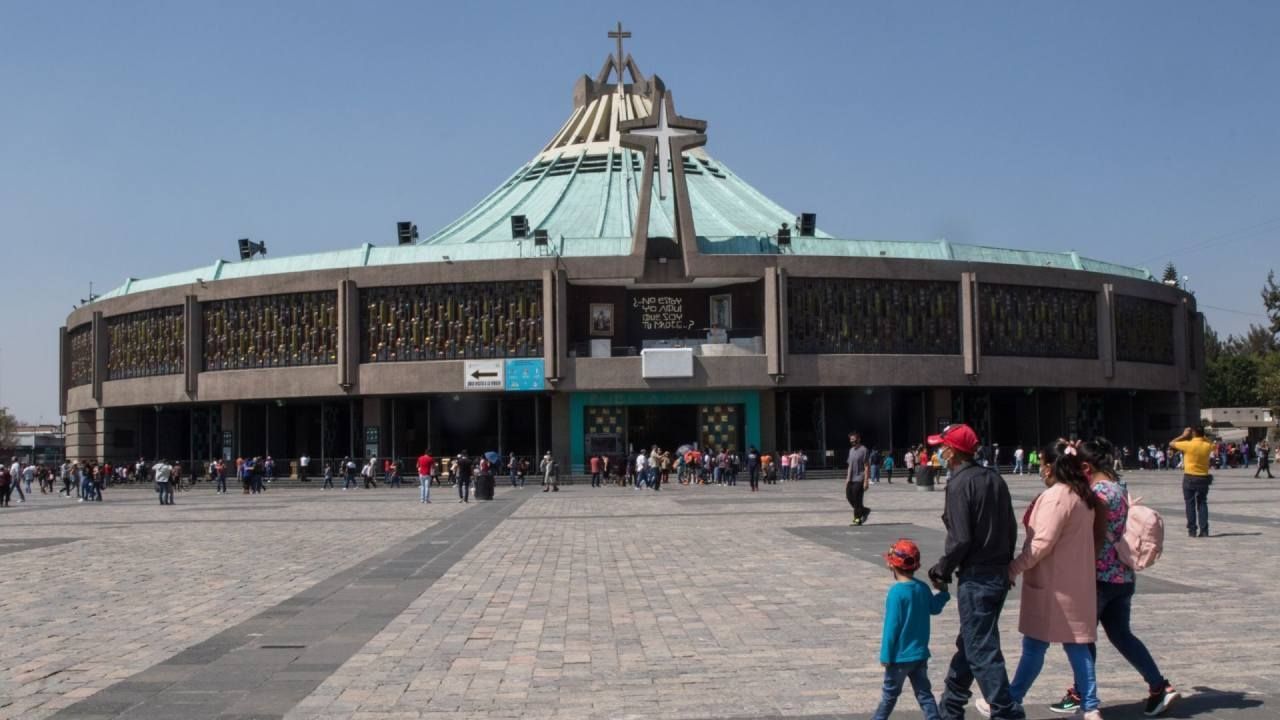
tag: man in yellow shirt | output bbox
[1170,426,1213,538]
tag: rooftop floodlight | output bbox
[533,228,549,247]
[798,212,816,237]
[396,221,419,245]
[238,238,267,260]
[510,215,529,239]
[777,223,791,246]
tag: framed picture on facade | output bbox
[590,303,614,336]
[709,294,732,331]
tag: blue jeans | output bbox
[939,573,1022,720]
[1183,480,1209,534]
[1071,582,1166,694]
[419,475,431,502]
[1010,636,1098,712]
[872,660,941,720]
[215,475,227,492]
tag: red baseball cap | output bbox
[927,423,979,454]
[885,538,921,572]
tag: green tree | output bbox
[1227,324,1280,356]
[0,406,16,449]
[1264,270,1280,337]
[1204,354,1262,408]
[1162,261,1180,285]
[1203,321,1226,363]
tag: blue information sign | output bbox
[504,358,545,391]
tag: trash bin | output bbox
[475,473,495,501]
[916,466,936,492]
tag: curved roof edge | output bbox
[91,238,1152,301]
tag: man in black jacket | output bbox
[926,424,1023,720]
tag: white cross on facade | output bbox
[628,100,697,200]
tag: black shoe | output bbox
[1198,530,1208,537]
[1144,683,1181,717]
[859,509,872,524]
[1048,688,1082,714]
[1188,530,1197,538]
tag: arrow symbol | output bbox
[470,370,498,379]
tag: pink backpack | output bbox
[1116,498,1164,571]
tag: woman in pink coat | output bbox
[977,440,1103,719]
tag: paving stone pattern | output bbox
[0,470,1274,719]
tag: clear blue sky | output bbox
[3,1,1278,423]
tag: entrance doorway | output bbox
[627,405,698,453]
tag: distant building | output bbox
[59,28,1203,471]
[1202,407,1278,442]
[3,424,65,465]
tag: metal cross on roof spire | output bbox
[608,21,630,86]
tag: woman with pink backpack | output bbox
[1044,438,1179,717]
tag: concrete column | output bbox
[185,295,201,396]
[765,268,786,377]
[362,397,385,458]
[91,311,106,404]
[1064,390,1079,438]
[58,326,69,417]
[338,280,359,391]
[555,269,568,381]
[550,392,571,472]
[1099,284,1115,379]
[94,408,109,463]
[961,273,978,377]
[929,388,952,432]
[759,390,778,453]
[65,409,97,463]
[542,270,557,380]
[1174,297,1190,385]
[220,402,237,460]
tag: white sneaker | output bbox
[975,698,992,718]
[1080,710,1104,720]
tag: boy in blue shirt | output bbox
[873,539,950,720]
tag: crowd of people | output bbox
[867,423,1196,720]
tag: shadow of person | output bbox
[1202,532,1264,538]
[1096,686,1264,719]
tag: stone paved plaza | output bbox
[1,468,1274,719]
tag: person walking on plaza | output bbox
[634,450,647,491]
[924,423,1021,720]
[507,452,520,488]
[0,464,12,507]
[455,451,474,502]
[299,453,310,481]
[872,539,950,720]
[60,461,72,497]
[1255,440,1273,479]
[590,454,603,488]
[214,458,228,494]
[1013,447,1025,475]
[154,459,174,505]
[417,449,434,503]
[264,456,275,484]
[846,432,872,525]
[541,451,558,492]
[1047,438,1179,717]
[1169,426,1213,537]
[978,440,1101,720]
[870,447,883,485]
[341,456,356,490]
[361,457,378,489]
[747,446,761,492]
[9,458,26,503]
[322,461,335,490]
[904,446,916,485]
